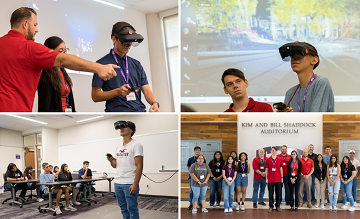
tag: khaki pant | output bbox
[299,176,312,205]
[314,178,327,206]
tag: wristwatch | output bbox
[152,102,159,108]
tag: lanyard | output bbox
[319,165,322,173]
[245,109,250,112]
[60,73,69,103]
[271,158,277,167]
[45,174,52,182]
[28,174,33,180]
[194,156,196,162]
[228,166,232,177]
[292,161,298,173]
[241,162,246,172]
[197,163,203,174]
[282,155,287,162]
[331,166,335,174]
[344,168,348,176]
[111,49,129,84]
[216,162,220,168]
[296,74,317,112]
[260,158,264,165]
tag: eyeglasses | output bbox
[59,48,70,53]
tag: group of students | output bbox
[3,160,96,215]
[0,7,159,112]
[187,145,360,214]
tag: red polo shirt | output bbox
[0,30,60,112]
[252,156,267,181]
[300,157,314,175]
[290,161,299,176]
[265,156,283,183]
[224,98,273,112]
[277,154,291,176]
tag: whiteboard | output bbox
[58,131,178,174]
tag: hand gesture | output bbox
[97,64,118,81]
[116,84,131,97]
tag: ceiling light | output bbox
[77,116,104,123]
[93,0,124,10]
[7,114,48,125]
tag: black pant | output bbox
[268,182,281,208]
[288,178,300,208]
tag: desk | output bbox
[4,180,38,208]
[38,177,114,216]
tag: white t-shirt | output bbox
[351,158,360,176]
[114,139,143,184]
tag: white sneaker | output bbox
[36,198,44,202]
[333,206,337,210]
[224,209,229,213]
[210,205,213,208]
[354,202,357,207]
[348,207,355,212]
[241,205,245,211]
[202,208,208,213]
[55,206,62,215]
[192,208,197,214]
[72,201,81,206]
[315,204,319,208]
[64,205,77,211]
[321,204,325,209]
[229,208,233,213]
[341,204,348,209]
[235,205,239,211]
[329,206,332,210]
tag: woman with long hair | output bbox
[58,164,81,206]
[222,156,237,213]
[287,150,302,211]
[235,152,250,211]
[208,151,224,208]
[339,156,356,212]
[327,154,341,210]
[314,154,327,209]
[4,163,27,201]
[23,166,43,202]
[38,36,75,112]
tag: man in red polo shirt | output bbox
[221,68,273,112]
[252,148,268,208]
[299,149,314,208]
[277,145,291,205]
[0,7,118,112]
[265,146,283,212]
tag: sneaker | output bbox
[354,202,357,207]
[72,201,81,206]
[210,205,213,208]
[341,204,348,209]
[329,206,332,210]
[188,205,193,210]
[64,205,77,211]
[229,208,233,213]
[192,208,197,214]
[315,204,319,208]
[55,206,62,215]
[267,208,273,213]
[295,208,298,212]
[290,207,294,211]
[321,204,325,209]
[36,198,44,202]
[276,207,282,212]
[253,203,257,208]
[235,205,239,211]
[348,207,355,212]
[202,208,208,213]
[241,205,245,211]
[333,206,337,210]
[224,209,229,213]
[216,203,220,208]
[258,202,266,206]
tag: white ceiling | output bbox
[106,0,177,14]
[0,114,118,132]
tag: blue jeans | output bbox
[4,183,27,199]
[252,178,266,203]
[328,176,341,207]
[303,175,316,202]
[27,183,42,198]
[188,179,201,205]
[76,183,96,197]
[280,176,290,202]
[114,183,139,219]
[191,186,207,203]
[209,178,222,205]
[235,173,248,187]
[352,179,358,203]
[222,180,235,209]
[341,179,354,207]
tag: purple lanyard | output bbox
[111,49,129,84]
[45,174,52,182]
[344,168,348,176]
[282,156,287,162]
[319,165,322,172]
[216,162,220,168]
[60,75,69,103]
[292,161,297,173]
[241,162,246,172]
[197,163,203,174]
[28,174,33,180]
[260,158,264,165]
[297,74,317,112]
[327,155,330,165]
[331,166,335,174]
[228,166,232,177]
[194,156,196,162]
[271,158,277,168]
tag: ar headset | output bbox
[114,120,136,136]
[112,24,144,48]
[274,41,320,110]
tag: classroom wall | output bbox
[181,114,238,200]
[41,127,58,166]
[0,128,23,186]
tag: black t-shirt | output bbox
[5,170,23,181]
[237,161,248,173]
[314,163,327,181]
[308,153,317,175]
[209,159,225,178]
[341,165,356,179]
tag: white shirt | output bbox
[351,158,360,176]
[114,139,143,184]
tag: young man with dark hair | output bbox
[76,161,95,196]
[0,7,117,112]
[277,145,291,205]
[222,68,273,112]
[92,21,159,112]
[279,42,334,112]
[107,120,143,219]
[323,146,332,166]
[187,146,206,210]
[265,146,283,212]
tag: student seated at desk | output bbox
[40,162,77,215]
[23,166,44,202]
[53,166,60,178]
[76,161,96,196]
[58,163,81,206]
[4,163,27,202]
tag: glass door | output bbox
[23,132,42,179]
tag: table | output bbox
[4,180,38,208]
[37,177,114,216]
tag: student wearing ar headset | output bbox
[107,120,143,219]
